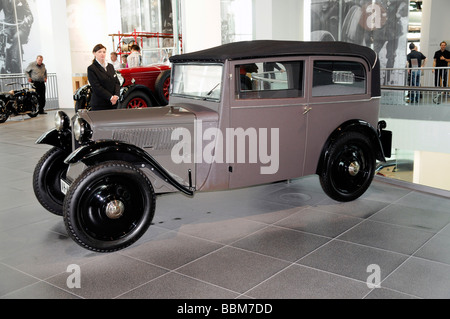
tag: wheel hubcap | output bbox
[348,161,360,176]
[105,200,125,219]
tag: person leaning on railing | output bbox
[406,43,426,103]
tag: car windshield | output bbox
[171,63,223,101]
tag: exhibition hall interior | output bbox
[1,0,450,300]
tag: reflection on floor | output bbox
[1,110,450,299]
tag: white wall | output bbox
[180,0,221,53]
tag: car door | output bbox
[227,58,308,189]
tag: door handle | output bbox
[303,107,312,115]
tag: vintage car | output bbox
[73,63,171,111]
[33,40,392,252]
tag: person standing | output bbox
[25,55,47,114]
[432,41,450,88]
[110,52,122,69]
[127,44,142,68]
[87,44,120,111]
[406,43,426,103]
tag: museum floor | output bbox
[1,110,450,300]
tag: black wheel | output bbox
[155,70,170,105]
[63,161,156,252]
[0,100,8,123]
[27,95,39,118]
[319,131,376,202]
[120,90,152,109]
[33,147,70,216]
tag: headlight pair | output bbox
[54,111,92,143]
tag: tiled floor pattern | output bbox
[1,110,450,299]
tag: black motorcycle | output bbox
[0,82,39,123]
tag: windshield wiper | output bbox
[204,83,220,100]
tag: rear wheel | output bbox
[319,131,375,202]
[63,161,156,252]
[27,95,39,118]
[121,90,152,109]
[155,70,170,105]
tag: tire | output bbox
[319,131,376,202]
[27,95,39,118]
[63,161,156,252]
[121,90,152,109]
[0,100,8,123]
[155,70,170,105]
[33,147,70,216]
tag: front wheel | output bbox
[319,131,376,202]
[33,147,70,216]
[63,161,156,252]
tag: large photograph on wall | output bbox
[0,0,39,74]
[311,0,409,85]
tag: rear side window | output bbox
[312,61,366,97]
[236,61,304,99]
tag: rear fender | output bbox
[316,120,387,175]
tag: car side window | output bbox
[236,61,304,99]
[312,61,366,97]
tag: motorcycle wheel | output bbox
[27,95,39,118]
[0,100,9,123]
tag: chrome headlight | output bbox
[54,111,70,132]
[73,116,92,143]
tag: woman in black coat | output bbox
[87,44,120,111]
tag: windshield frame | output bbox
[170,62,224,102]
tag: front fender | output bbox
[65,140,194,196]
[36,128,72,151]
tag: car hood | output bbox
[81,106,195,129]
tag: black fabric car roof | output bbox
[170,40,378,69]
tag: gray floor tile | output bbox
[1,281,81,299]
[231,225,330,262]
[297,240,408,282]
[274,207,363,238]
[382,257,450,299]
[0,263,38,297]
[337,220,435,255]
[120,231,224,270]
[414,234,450,265]
[364,287,419,299]
[369,203,450,232]
[313,197,390,219]
[46,253,168,299]
[118,272,239,299]
[245,264,370,299]
[176,246,290,294]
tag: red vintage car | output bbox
[73,63,171,110]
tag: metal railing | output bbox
[380,66,450,106]
[0,73,59,110]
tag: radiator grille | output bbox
[112,127,178,150]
